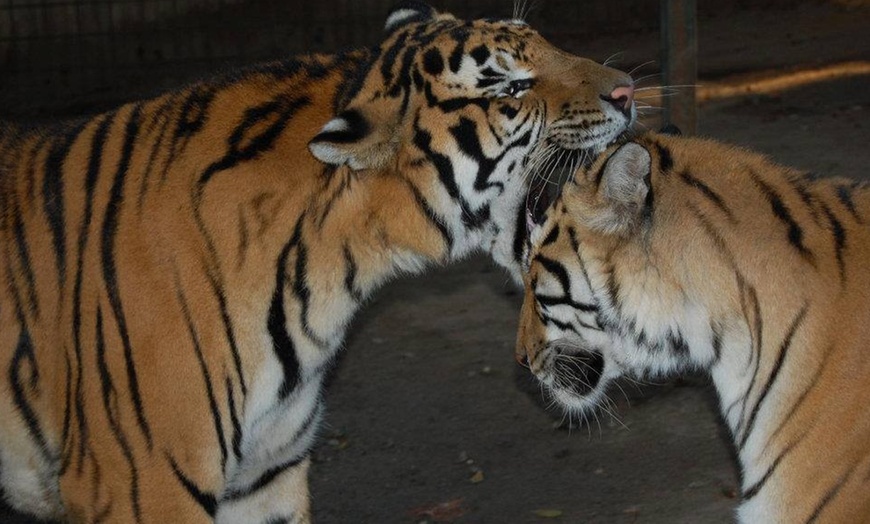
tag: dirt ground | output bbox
[2,1,869,523]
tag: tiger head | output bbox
[516,135,699,414]
[308,1,636,278]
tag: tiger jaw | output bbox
[529,342,618,415]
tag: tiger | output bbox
[516,131,870,523]
[0,1,636,522]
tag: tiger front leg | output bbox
[215,457,312,524]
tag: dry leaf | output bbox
[533,509,563,518]
[408,498,467,522]
[469,470,485,483]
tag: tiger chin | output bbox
[518,132,870,523]
[0,1,635,522]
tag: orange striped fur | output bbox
[517,132,870,523]
[0,2,635,522]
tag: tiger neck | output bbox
[273,160,505,351]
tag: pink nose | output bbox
[603,85,634,115]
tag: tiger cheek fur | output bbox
[519,132,870,523]
[0,2,636,522]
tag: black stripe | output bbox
[535,294,598,313]
[787,174,821,225]
[205,269,247,396]
[566,227,597,297]
[9,319,49,455]
[156,87,215,190]
[539,312,583,335]
[448,38,467,73]
[174,86,215,141]
[541,225,559,247]
[688,204,740,273]
[805,468,854,523]
[266,399,323,461]
[819,203,847,286]
[175,279,229,472]
[741,432,804,500]
[449,117,504,193]
[724,277,763,422]
[100,104,153,447]
[679,170,735,222]
[138,99,175,209]
[95,308,142,523]
[43,122,86,293]
[605,263,621,321]
[711,323,723,363]
[270,220,303,400]
[742,276,763,367]
[654,143,674,173]
[314,166,347,230]
[222,455,307,502]
[59,353,72,472]
[380,30,409,87]
[768,343,835,443]
[67,112,115,475]
[12,211,40,317]
[422,48,444,76]
[198,95,312,190]
[534,255,571,295]
[835,183,862,223]
[739,304,808,449]
[750,171,814,264]
[412,122,487,229]
[668,332,689,357]
[167,454,217,517]
[343,243,362,302]
[292,239,324,347]
[24,135,50,204]
[512,198,527,263]
[403,178,453,254]
[226,376,243,461]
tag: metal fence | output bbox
[0,0,681,120]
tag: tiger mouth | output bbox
[552,349,605,396]
[524,132,632,226]
[524,146,594,226]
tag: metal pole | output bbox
[660,0,697,134]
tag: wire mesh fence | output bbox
[0,0,666,120]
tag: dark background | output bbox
[1,0,806,120]
[2,1,869,523]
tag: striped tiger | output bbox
[516,131,870,523]
[0,1,636,522]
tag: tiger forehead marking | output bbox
[518,131,870,523]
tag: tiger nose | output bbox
[601,85,634,115]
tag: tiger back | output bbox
[0,2,636,522]
[516,132,870,523]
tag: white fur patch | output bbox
[384,8,420,31]
[308,142,347,166]
[319,117,349,134]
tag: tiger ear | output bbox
[592,142,652,233]
[308,99,401,171]
[384,1,439,33]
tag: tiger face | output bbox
[516,138,684,414]
[309,2,636,277]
